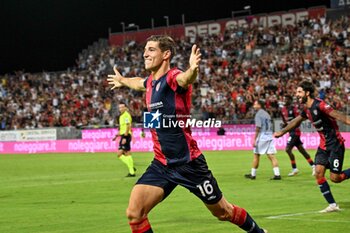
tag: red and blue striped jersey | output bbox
[281,105,301,136]
[143,67,202,166]
[300,98,344,150]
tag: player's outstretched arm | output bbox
[107,66,146,91]
[274,115,304,138]
[329,110,350,125]
[176,44,202,88]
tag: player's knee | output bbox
[330,175,342,183]
[314,171,323,179]
[126,206,144,222]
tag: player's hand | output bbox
[189,44,201,73]
[274,132,283,138]
[107,66,123,89]
[112,135,118,141]
[140,131,145,138]
[121,138,126,144]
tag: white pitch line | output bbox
[266,211,317,219]
[266,209,350,223]
[270,217,350,223]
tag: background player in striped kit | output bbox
[275,81,350,213]
[280,95,315,176]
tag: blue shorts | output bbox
[315,142,345,174]
[286,135,303,148]
[136,154,223,204]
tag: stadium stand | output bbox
[1,14,350,130]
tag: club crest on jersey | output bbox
[156,82,161,91]
[313,109,318,115]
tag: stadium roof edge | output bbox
[109,5,327,36]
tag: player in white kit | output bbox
[245,100,281,180]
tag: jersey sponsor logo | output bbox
[313,109,318,115]
[148,101,164,110]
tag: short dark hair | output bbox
[146,35,176,60]
[298,81,315,98]
[255,99,266,109]
[285,95,293,102]
[119,101,127,107]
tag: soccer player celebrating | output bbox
[108,35,267,233]
[280,95,315,176]
[275,81,350,213]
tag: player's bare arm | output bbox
[274,115,304,138]
[176,44,201,88]
[107,66,146,91]
[329,110,350,125]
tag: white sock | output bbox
[251,168,257,177]
[273,167,280,176]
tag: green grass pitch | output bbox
[1,150,349,233]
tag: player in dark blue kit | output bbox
[108,35,267,232]
[275,81,350,213]
[280,95,315,176]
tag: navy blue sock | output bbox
[318,178,336,204]
[341,168,350,179]
[240,213,265,233]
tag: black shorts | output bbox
[315,142,345,174]
[286,135,303,148]
[136,154,223,204]
[119,135,131,151]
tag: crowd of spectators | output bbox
[1,15,350,130]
